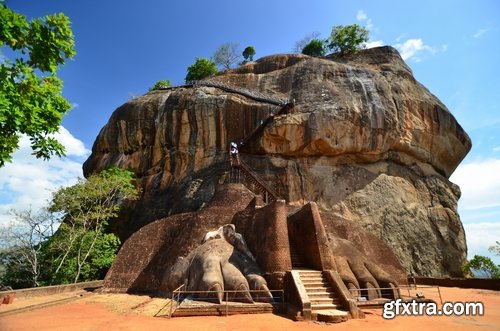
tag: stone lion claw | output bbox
[162,229,273,304]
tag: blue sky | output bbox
[1,0,499,264]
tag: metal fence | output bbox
[165,285,284,318]
[352,284,443,305]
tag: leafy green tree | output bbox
[44,167,140,284]
[213,43,240,70]
[301,39,326,57]
[462,255,500,279]
[185,57,218,83]
[242,46,256,62]
[42,229,120,284]
[0,4,76,167]
[327,24,369,56]
[149,79,172,91]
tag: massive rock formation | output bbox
[83,46,471,277]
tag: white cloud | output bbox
[394,38,436,61]
[451,159,500,264]
[493,146,500,152]
[356,9,374,31]
[473,28,489,38]
[0,127,89,227]
[395,34,407,42]
[365,40,384,49]
[356,10,367,21]
[450,159,500,211]
[52,126,89,157]
[463,222,500,264]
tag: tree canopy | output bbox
[0,167,140,287]
[242,46,256,62]
[462,255,500,279]
[0,4,76,167]
[328,24,369,56]
[185,57,218,83]
[149,79,172,91]
[301,39,326,57]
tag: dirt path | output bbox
[1,287,498,331]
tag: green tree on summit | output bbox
[149,79,171,91]
[185,57,218,83]
[0,4,76,167]
[302,39,326,57]
[242,46,256,62]
[328,24,369,56]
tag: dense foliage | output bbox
[0,4,75,167]
[462,255,500,279]
[242,46,256,62]
[185,57,218,83]
[301,39,326,57]
[328,24,369,55]
[0,168,140,288]
[149,79,172,91]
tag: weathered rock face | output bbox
[83,46,471,277]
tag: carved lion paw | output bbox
[163,238,273,304]
[330,237,399,300]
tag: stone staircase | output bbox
[297,270,349,323]
[238,159,279,203]
[289,245,305,269]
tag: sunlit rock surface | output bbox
[84,46,471,277]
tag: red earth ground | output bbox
[0,286,498,331]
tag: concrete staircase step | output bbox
[312,309,349,323]
[310,298,339,305]
[300,277,326,283]
[307,292,336,298]
[303,286,334,292]
[311,303,338,310]
[301,280,329,285]
[292,269,349,323]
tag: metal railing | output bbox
[156,80,291,106]
[238,158,279,203]
[194,80,290,106]
[165,287,284,318]
[351,284,443,305]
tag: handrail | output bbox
[238,158,279,203]
[166,284,185,318]
[239,102,294,148]
[194,80,290,106]
[347,284,443,305]
[156,80,290,106]
[167,288,285,317]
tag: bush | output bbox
[302,39,326,57]
[185,58,218,83]
[149,80,171,91]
